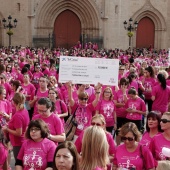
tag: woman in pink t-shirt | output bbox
[150,112,170,165]
[75,114,116,164]
[33,97,65,145]
[2,93,30,161]
[15,119,56,170]
[113,122,155,170]
[140,111,162,148]
[125,87,146,131]
[80,126,109,170]
[151,73,170,114]
[67,82,101,141]
[96,87,117,134]
[48,88,68,124]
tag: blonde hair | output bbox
[158,70,169,79]
[92,114,106,126]
[81,126,109,170]
[102,87,113,100]
[12,93,25,110]
[156,160,170,170]
[163,112,170,117]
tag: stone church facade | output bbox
[0,0,170,50]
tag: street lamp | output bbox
[2,15,18,46]
[123,18,138,48]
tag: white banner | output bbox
[59,56,119,86]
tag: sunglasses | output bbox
[161,119,170,123]
[91,122,102,126]
[80,98,88,101]
[0,77,4,79]
[121,137,134,141]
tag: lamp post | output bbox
[2,15,17,46]
[123,18,138,48]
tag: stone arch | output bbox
[131,2,166,49]
[34,0,101,39]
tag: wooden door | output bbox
[54,10,81,49]
[136,17,155,48]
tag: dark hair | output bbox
[25,119,49,139]
[53,141,79,170]
[157,73,166,90]
[11,80,21,91]
[120,78,129,86]
[38,97,52,109]
[146,111,162,132]
[128,87,137,95]
[127,73,137,84]
[6,64,12,73]
[145,66,155,78]
[21,67,28,74]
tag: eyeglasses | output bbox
[49,93,56,95]
[30,128,40,132]
[91,122,102,126]
[0,77,4,79]
[121,137,134,141]
[160,119,170,123]
[38,109,48,113]
[80,98,88,101]
[7,67,11,68]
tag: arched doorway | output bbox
[54,10,81,49]
[136,17,155,48]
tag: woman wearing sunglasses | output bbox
[75,114,116,162]
[150,112,170,165]
[67,81,101,142]
[113,122,155,170]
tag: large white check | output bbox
[59,56,119,86]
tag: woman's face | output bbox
[23,75,29,83]
[147,117,159,129]
[144,70,150,77]
[30,126,42,142]
[55,148,74,170]
[79,96,88,106]
[0,89,6,100]
[91,118,105,129]
[160,115,170,131]
[128,93,136,100]
[103,89,112,99]
[122,131,135,149]
[48,90,57,101]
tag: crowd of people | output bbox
[0,43,170,169]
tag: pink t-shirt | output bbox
[150,133,170,161]
[17,138,56,170]
[114,143,155,170]
[8,109,30,146]
[75,130,116,155]
[140,131,161,148]
[96,99,116,127]
[152,85,170,113]
[0,143,8,169]
[143,77,156,99]
[22,83,36,101]
[125,97,146,120]
[71,103,95,136]
[128,80,139,92]
[54,100,68,124]
[32,113,64,145]
[114,90,127,118]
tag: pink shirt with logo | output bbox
[150,133,170,162]
[152,85,170,113]
[140,131,161,148]
[75,130,116,155]
[114,90,127,118]
[143,77,156,99]
[17,138,56,170]
[125,97,146,120]
[71,103,95,136]
[114,143,155,170]
[96,99,116,127]
[22,83,36,101]
[8,109,30,146]
[32,113,64,145]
